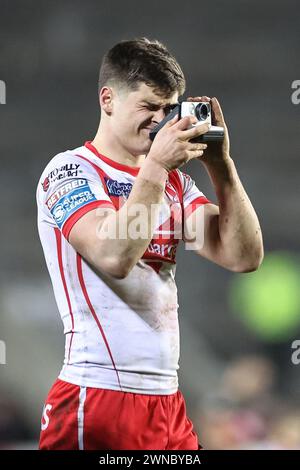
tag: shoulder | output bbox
[36,145,97,198]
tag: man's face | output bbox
[108,82,179,157]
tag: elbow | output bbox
[109,266,131,280]
[232,244,264,273]
[236,261,261,274]
[100,257,133,279]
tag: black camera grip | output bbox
[149,105,180,142]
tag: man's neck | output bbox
[91,128,146,168]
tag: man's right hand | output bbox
[147,115,210,172]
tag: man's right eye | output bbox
[164,104,177,115]
[147,105,160,111]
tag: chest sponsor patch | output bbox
[104,177,133,198]
[47,179,97,228]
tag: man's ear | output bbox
[99,86,113,114]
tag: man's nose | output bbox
[152,108,166,123]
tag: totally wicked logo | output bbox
[42,177,50,192]
[42,163,82,191]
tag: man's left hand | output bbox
[186,96,230,164]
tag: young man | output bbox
[37,38,263,450]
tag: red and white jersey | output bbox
[36,141,210,395]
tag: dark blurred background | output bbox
[0,0,300,449]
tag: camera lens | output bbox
[195,103,209,121]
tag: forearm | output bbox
[96,158,168,275]
[203,156,264,272]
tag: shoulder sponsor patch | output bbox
[42,177,50,192]
[46,178,97,228]
[42,163,82,191]
[46,178,88,209]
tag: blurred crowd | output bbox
[0,392,32,449]
[196,355,300,449]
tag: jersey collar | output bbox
[84,141,141,177]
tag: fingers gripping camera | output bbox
[149,101,224,143]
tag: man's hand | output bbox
[147,114,210,172]
[186,96,230,164]
[185,95,263,273]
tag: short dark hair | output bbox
[98,38,186,97]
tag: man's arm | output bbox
[69,116,210,279]
[184,97,264,273]
[69,158,168,279]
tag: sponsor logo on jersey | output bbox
[42,163,82,191]
[104,177,132,198]
[42,177,50,192]
[49,179,97,228]
[52,203,65,223]
[46,178,88,210]
[147,241,178,260]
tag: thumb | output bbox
[211,97,225,126]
